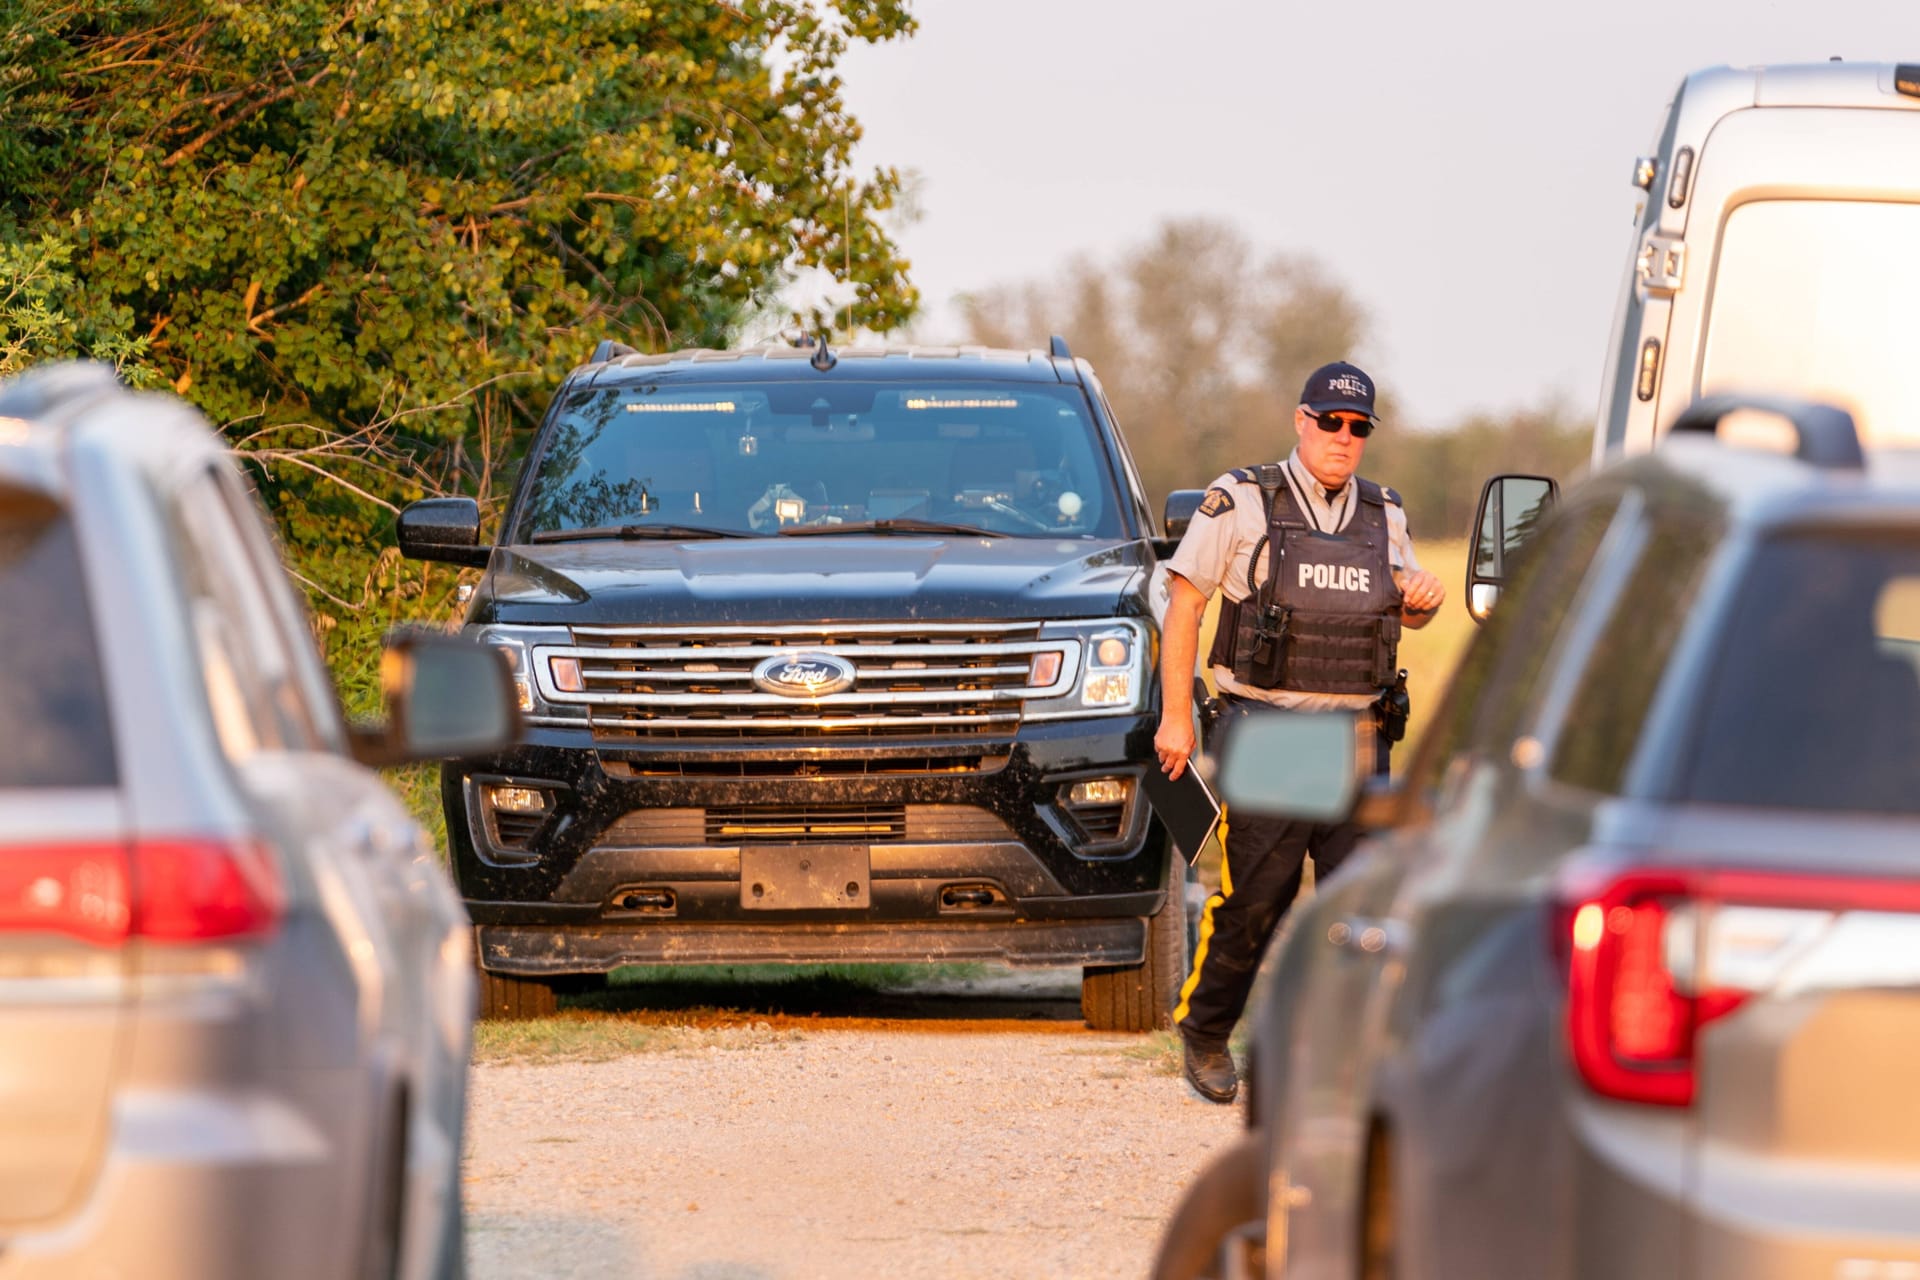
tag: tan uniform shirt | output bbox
[1167,449,1420,712]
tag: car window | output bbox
[0,501,117,787]
[169,468,322,761]
[211,467,347,752]
[1403,497,1622,797]
[513,381,1126,539]
[1549,509,1719,795]
[1680,527,1920,814]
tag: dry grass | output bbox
[473,1017,802,1065]
[471,963,1003,1065]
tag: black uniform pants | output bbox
[1172,807,1362,1044]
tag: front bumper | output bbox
[477,916,1150,972]
[447,714,1169,972]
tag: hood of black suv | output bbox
[473,536,1151,626]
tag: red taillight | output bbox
[0,844,133,944]
[131,840,284,941]
[1562,866,1920,1108]
[0,839,283,945]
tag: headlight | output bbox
[473,625,584,723]
[1026,618,1153,719]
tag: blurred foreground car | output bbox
[1157,396,1920,1279]
[0,364,518,1279]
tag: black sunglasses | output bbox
[1306,409,1376,438]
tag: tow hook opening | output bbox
[609,887,677,915]
[939,883,1007,912]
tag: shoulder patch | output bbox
[1197,486,1235,518]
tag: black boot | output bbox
[1178,1022,1238,1104]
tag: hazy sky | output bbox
[837,0,1912,429]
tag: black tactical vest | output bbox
[1207,466,1403,695]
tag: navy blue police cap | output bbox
[1300,361,1378,421]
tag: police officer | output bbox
[1154,361,1445,1103]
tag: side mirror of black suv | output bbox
[1161,489,1206,547]
[398,497,488,567]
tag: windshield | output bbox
[1682,528,1920,814]
[514,380,1125,539]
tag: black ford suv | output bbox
[399,339,1189,1025]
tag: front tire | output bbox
[1083,836,1188,1032]
[1150,1132,1264,1280]
[478,970,557,1020]
[1360,1122,1398,1280]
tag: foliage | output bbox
[962,218,1371,518]
[0,234,158,379]
[0,0,919,709]
[960,218,1590,537]
[1368,401,1591,539]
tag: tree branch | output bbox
[163,66,333,167]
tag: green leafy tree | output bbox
[1,0,917,706]
[0,235,157,379]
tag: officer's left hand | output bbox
[1398,569,1445,614]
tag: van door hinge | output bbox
[1637,234,1686,297]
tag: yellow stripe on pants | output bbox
[1172,806,1231,1026]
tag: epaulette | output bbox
[1356,477,1400,507]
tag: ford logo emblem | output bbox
[752,652,856,699]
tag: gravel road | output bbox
[463,970,1243,1280]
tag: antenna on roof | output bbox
[841,184,853,342]
[1048,335,1073,360]
[810,333,837,372]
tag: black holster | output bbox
[1193,678,1225,751]
[1375,668,1411,744]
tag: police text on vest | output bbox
[1298,563,1371,592]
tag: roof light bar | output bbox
[904,398,1019,410]
[624,401,738,414]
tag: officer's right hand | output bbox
[1155,716,1196,781]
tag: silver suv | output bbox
[0,364,517,1279]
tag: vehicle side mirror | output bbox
[1214,708,1367,823]
[398,497,489,567]
[1162,490,1206,542]
[350,630,522,767]
[1467,474,1558,623]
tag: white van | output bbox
[1596,61,1920,461]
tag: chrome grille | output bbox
[533,622,1076,741]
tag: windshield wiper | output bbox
[529,523,760,543]
[777,518,1007,539]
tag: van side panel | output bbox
[1596,68,1759,460]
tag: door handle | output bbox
[1326,917,1405,956]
